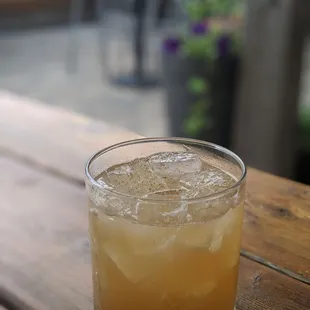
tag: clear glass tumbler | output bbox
[85,138,246,310]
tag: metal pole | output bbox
[110,0,158,88]
[133,0,146,80]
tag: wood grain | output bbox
[0,91,141,181]
[237,256,310,310]
[1,90,310,281]
[1,156,309,310]
[0,156,91,310]
[242,168,310,280]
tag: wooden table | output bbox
[0,91,309,310]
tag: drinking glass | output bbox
[85,138,246,310]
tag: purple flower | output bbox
[163,37,181,54]
[191,22,208,35]
[217,34,232,57]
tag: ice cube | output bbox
[96,152,205,199]
[103,218,176,283]
[209,206,239,252]
[106,163,133,176]
[104,243,159,283]
[175,222,215,248]
[123,221,176,255]
[180,166,236,198]
[132,199,189,225]
[209,229,223,252]
[147,152,202,178]
[103,158,172,196]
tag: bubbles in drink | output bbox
[94,151,239,227]
[98,151,236,201]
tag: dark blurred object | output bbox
[296,150,310,185]
[110,0,158,88]
[109,0,173,88]
[67,0,161,88]
[296,106,310,185]
[0,286,33,310]
[162,53,239,148]
[66,0,106,73]
[156,0,171,26]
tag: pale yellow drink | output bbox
[86,140,246,310]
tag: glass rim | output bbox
[85,137,247,203]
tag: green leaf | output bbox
[186,0,212,20]
[184,114,206,137]
[188,77,208,94]
[194,98,211,113]
[184,97,213,137]
[299,105,310,151]
[183,28,222,60]
[231,31,242,55]
[184,0,244,19]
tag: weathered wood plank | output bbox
[0,91,141,181]
[0,156,91,310]
[1,157,309,310]
[242,168,310,280]
[237,256,310,310]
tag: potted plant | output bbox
[296,106,310,184]
[161,0,243,148]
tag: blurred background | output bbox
[0,0,310,183]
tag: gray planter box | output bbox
[162,52,239,148]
